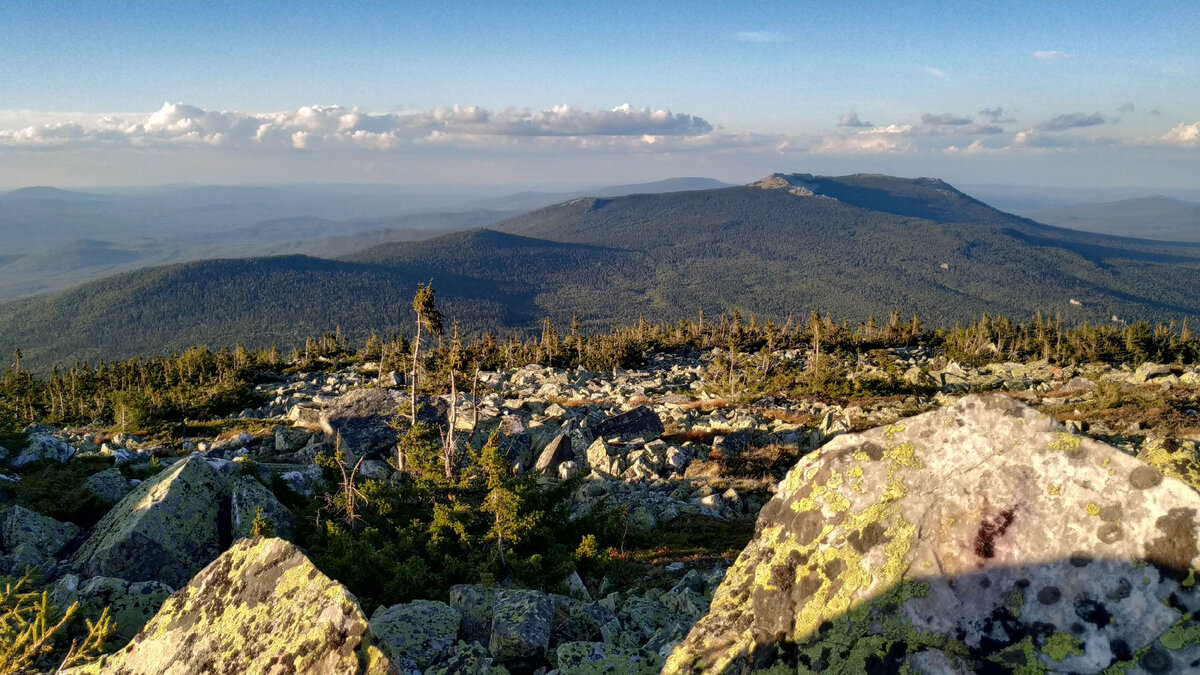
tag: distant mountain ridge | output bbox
[0,177,732,302]
[4,173,1200,369]
[1028,196,1200,243]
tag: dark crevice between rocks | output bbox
[217,494,233,552]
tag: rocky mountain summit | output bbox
[1,344,1198,672]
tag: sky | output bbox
[1,0,1197,191]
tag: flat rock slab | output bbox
[318,388,407,462]
[68,537,389,675]
[667,394,1200,674]
[590,406,664,443]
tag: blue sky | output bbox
[1,0,1197,189]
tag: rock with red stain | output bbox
[667,394,1200,674]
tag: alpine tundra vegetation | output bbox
[1,303,1199,672]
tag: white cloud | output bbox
[862,124,913,135]
[734,31,783,43]
[813,131,914,155]
[1158,121,1200,147]
[1033,50,1068,60]
[944,140,1012,156]
[837,112,872,128]
[922,66,947,79]
[0,102,714,150]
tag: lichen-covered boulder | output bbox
[229,474,296,540]
[50,574,173,644]
[82,467,131,504]
[71,455,227,587]
[369,599,460,672]
[0,504,80,574]
[68,537,389,675]
[666,394,1200,674]
[450,583,497,647]
[8,432,75,466]
[490,588,554,669]
[556,641,661,674]
[425,641,502,674]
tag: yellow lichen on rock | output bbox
[68,537,383,675]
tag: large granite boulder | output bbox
[229,475,296,540]
[8,432,75,467]
[369,599,461,671]
[0,504,80,574]
[71,455,292,587]
[534,434,573,476]
[50,574,173,644]
[589,406,664,443]
[450,584,497,647]
[82,467,132,504]
[667,394,1200,674]
[71,455,226,586]
[490,588,555,669]
[68,537,389,674]
[318,388,407,462]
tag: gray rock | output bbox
[369,600,460,671]
[72,455,225,587]
[425,641,500,674]
[1130,362,1173,384]
[51,574,173,644]
[82,467,132,504]
[70,538,384,674]
[9,433,75,467]
[556,641,660,674]
[490,588,554,669]
[450,584,497,647]
[590,406,664,443]
[668,394,1200,674]
[534,434,573,476]
[318,388,407,463]
[229,475,295,540]
[0,505,80,575]
[274,426,312,453]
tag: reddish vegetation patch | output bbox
[975,507,1018,559]
[667,429,718,445]
[680,399,728,411]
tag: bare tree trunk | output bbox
[410,322,422,425]
[377,342,386,384]
[471,362,480,429]
[444,369,457,479]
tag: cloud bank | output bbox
[0,102,714,150]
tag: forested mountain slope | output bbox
[4,174,1200,369]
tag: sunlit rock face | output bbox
[68,537,388,675]
[667,394,1200,674]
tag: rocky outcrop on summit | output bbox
[667,394,1200,674]
[70,454,291,587]
[70,537,387,675]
